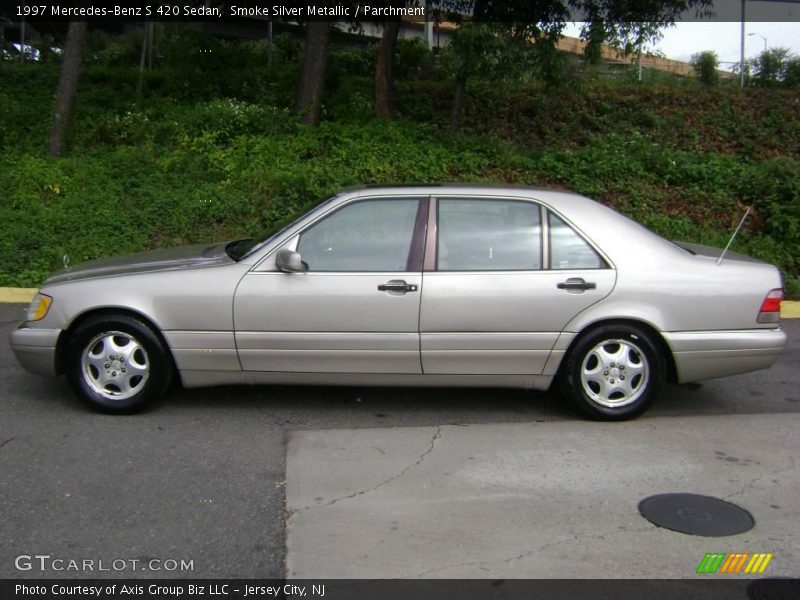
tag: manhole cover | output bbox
[747,578,800,600]
[638,493,754,536]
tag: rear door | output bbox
[419,197,616,375]
[234,196,427,373]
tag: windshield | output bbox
[225,194,342,261]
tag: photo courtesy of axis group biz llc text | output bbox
[14,583,326,598]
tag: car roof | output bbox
[346,184,629,218]
[343,183,591,206]
[342,183,565,195]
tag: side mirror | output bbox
[276,249,307,273]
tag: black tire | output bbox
[559,323,665,421]
[65,314,172,414]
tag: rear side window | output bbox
[549,212,607,269]
[437,199,542,271]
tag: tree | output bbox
[295,20,332,126]
[48,20,88,156]
[295,0,461,122]
[448,22,535,132]
[751,47,791,88]
[443,0,713,131]
[785,56,800,89]
[136,22,154,101]
[297,1,411,122]
[691,50,719,86]
[374,18,402,118]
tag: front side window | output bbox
[437,199,542,271]
[549,212,606,269]
[297,199,420,272]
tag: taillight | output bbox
[757,289,783,323]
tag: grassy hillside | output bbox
[1,48,799,295]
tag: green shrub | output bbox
[1,56,799,296]
[690,51,720,86]
[750,47,800,89]
[396,37,433,79]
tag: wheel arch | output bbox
[55,306,176,377]
[559,317,678,384]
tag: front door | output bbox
[234,197,427,373]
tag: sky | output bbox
[648,22,798,65]
[563,0,800,69]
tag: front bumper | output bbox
[9,324,61,377]
[663,328,787,383]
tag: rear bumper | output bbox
[663,328,787,383]
[9,324,61,377]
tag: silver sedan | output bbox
[10,185,787,419]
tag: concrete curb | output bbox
[784,301,800,319]
[0,288,39,303]
[1,287,798,318]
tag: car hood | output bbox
[44,242,235,285]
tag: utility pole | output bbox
[748,32,767,54]
[20,0,26,60]
[147,21,154,69]
[740,0,746,88]
[637,26,644,82]
[267,20,273,66]
[424,0,434,49]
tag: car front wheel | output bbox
[559,324,665,420]
[66,314,172,413]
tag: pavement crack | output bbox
[500,525,654,566]
[325,425,442,507]
[294,425,443,513]
[725,455,796,500]
[405,526,654,577]
[0,438,14,449]
[407,560,487,578]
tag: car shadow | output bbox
[9,361,800,427]
[162,382,577,429]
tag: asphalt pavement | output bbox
[1,303,798,579]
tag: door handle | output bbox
[557,277,596,292]
[378,280,418,293]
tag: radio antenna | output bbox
[717,205,752,265]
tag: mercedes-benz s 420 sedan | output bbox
[10,185,787,419]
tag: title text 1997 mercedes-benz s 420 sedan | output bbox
[10,185,786,420]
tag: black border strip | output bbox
[2,0,800,23]
[6,578,800,600]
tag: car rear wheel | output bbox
[559,323,665,420]
[66,314,172,413]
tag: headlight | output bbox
[27,293,53,321]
